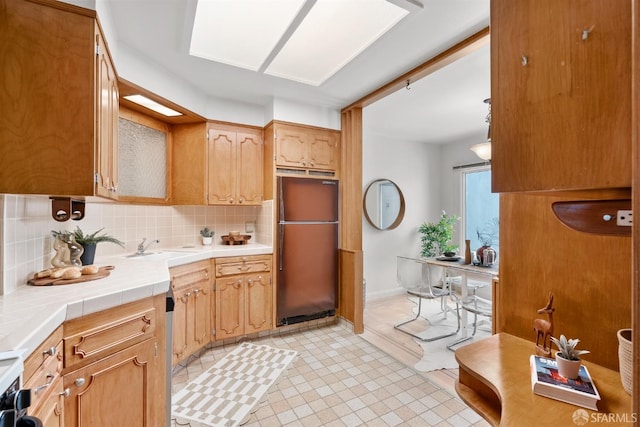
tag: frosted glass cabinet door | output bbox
[118,113,170,202]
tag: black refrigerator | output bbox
[277,177,339,325]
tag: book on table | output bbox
[530,355,601,410]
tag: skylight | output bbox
[189,0,411,86]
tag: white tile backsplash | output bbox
[0,195,273,295]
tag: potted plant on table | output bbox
[550,334,590,379]
[72,227,124,265]
[418,211,460,258]
[200,227,214,245]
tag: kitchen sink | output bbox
[124,251,196,261]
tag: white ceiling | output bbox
[105,0,490,144]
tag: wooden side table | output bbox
[455,333,632,426]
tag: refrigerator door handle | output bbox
[278,177,285,221]
[278,223,284,271]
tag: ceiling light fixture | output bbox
[470,98,491,161]
[189,0,414,86]
[123,95,183,117]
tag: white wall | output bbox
[362,128,442,300]
[362,127,487,301]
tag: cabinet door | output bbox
[207,129,236,204]
[215,277,244,339]
[117,107,170,203]
[172,287,190,365]
[236,131,263,205]
[275,128,308,168]
[171,260,212,364]
[491,0,631,192]
[190,283,211,350]
[308,131,339,171]
[63,338,157,427]
[95,25,119,200]
[245,273,272,334]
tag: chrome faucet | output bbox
[137,238,159,255]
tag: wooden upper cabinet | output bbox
[272,122,340,173]
[0,0,118,198]
[207,126,263,205]
[173,122,263,205]
[490,0,632,192]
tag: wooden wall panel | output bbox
[338,108,363,332]
[498,190,632,370]
[339,249,363,334]
[632,0,640,414]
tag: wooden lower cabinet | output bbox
[215,255,273,340]
[170,260,213,365]
[62,339,156,427]
[61,295,165,427]
[24,326,65,426]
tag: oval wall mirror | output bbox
[363,179,405,230]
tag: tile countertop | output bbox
[0,242,272,380]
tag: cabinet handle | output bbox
[247,279,253,284]
[60,389,70,398]
[239,198,244,203]
[229,198,234,204]
[185,292,192,298]
[302,159,307,166]
[43,346,56,357]
[34,372,55,395]
[521,55,528,66]
[310,161,315,167]
[193,289,200,296]
[237,265,250,271]
[74,378,85,387]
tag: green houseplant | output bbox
[72,227,124,265]
[418,211,460,257]
[550,334,590,379]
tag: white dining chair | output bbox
[394,256,460,341]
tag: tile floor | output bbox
[171,320,488,426]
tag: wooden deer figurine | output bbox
[533,292,555,356]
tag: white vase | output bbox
[202,236,213,246]
[556,354,581,379]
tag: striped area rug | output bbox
[172,342,298,427]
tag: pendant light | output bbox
[470,98,491,161]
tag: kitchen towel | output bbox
[172,342,298,427]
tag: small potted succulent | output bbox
[200,227,214,245]
[550,334,590,379]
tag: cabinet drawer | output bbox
[215,255,271,277]
[27,374,64,424]
[170,260,211,291]
[23,340,63,412]
[63,298,157,370]
[24,326,63,381]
